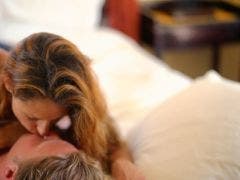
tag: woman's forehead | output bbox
[17,97,66,120]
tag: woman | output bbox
[0,32,144,179]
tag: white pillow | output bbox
[0,0,104,44]
[128,73,240,180]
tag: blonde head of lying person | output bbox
[0,133,105,180]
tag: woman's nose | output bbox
[36,120,50,136]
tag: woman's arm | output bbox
[106,119,145,180]
[110,142,145,180]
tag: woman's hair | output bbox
[0,32,121,168]
[15,152,105,180]
[0,49,12,120]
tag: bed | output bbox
[1,1,240,179]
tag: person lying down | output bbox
[0,132,108,180]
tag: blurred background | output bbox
[0,0,240,81]
[137,0,240,81]
[103,0,240,81]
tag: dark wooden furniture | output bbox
[140,0,240,71]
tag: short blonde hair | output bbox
[15,152,105,180]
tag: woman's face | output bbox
[11,97,67,136]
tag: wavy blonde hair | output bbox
[0,32,121,169]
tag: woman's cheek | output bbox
[19,118,37,134]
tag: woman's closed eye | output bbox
[27,116,38,121]
[26,114,60,124]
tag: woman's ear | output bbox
[2,75,13,94]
